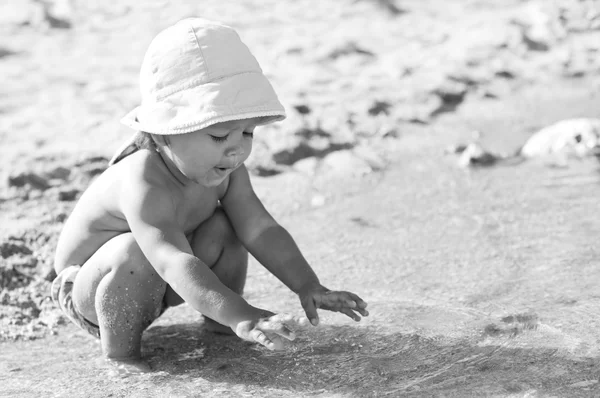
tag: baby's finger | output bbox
[259,321,296,341]
[340,307,362,322]
[355,307,370,317]
[323,291,357,308]
[250,329,276,350]
[270,314,310,329]
[346,292,368,309]
[301,297,320,326]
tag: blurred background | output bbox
[1,0,599,171]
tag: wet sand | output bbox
[2,0,600,396]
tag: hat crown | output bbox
[139,18,262,101]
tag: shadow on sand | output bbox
[142,322,600,397]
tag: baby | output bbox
[52,18,368,372]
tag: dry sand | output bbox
[2,0,600,396]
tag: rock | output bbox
[458,143,501,168]
[293,104,311,115]
[41,266,57,282]
[0,47,18,59]
[0,240,32,258]
[520,118,600,158]
[44,166,71,180]
[55,212,67,224]
[41,0,73,29]
[367,100,391,116]
[251,166,284,177]
[512,2,566,52]
[7,172,50,191]
[271,126,353,166]
[430,79,469,115]
[57,189,79,202]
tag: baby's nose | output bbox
[225,143,245,161]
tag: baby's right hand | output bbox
[234,310,310,351]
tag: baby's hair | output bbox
[133,131,158,151]
[110,131,158,165]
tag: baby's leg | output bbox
[71,233,166,363]
[191,207,248,294]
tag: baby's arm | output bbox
[222,166,368,326]
[121,171,305,348]
[123,182,250,328]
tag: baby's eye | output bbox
[210,135,228,143]
[243,131,254,139]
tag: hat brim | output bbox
[120,71,286,135]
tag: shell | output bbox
[520,118,600,158]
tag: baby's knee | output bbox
[191,207,245,265]
[210,207,240,245]
[198,208,241,245]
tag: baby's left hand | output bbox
[298,283,369,326]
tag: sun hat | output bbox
[110,17,286,164]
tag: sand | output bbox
[2,0,600,396]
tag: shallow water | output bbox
[3,80,600,397]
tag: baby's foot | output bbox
[203,316,235,335]
[102,357,151,377]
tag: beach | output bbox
[2,0,600,396]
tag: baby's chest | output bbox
[176,188,220,235]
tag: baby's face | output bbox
[166,118,259,186]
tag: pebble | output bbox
[457,143,501,168]
[57,189,79,202]
[293,104,311,115]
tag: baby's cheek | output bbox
[242,142,253,161]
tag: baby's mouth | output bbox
[216,163,240,172]
[215,165,235,175]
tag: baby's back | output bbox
[53,150,225,273]
[53,160,136,273]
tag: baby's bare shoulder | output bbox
[111,151,176,192]
[75,152,177,219]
